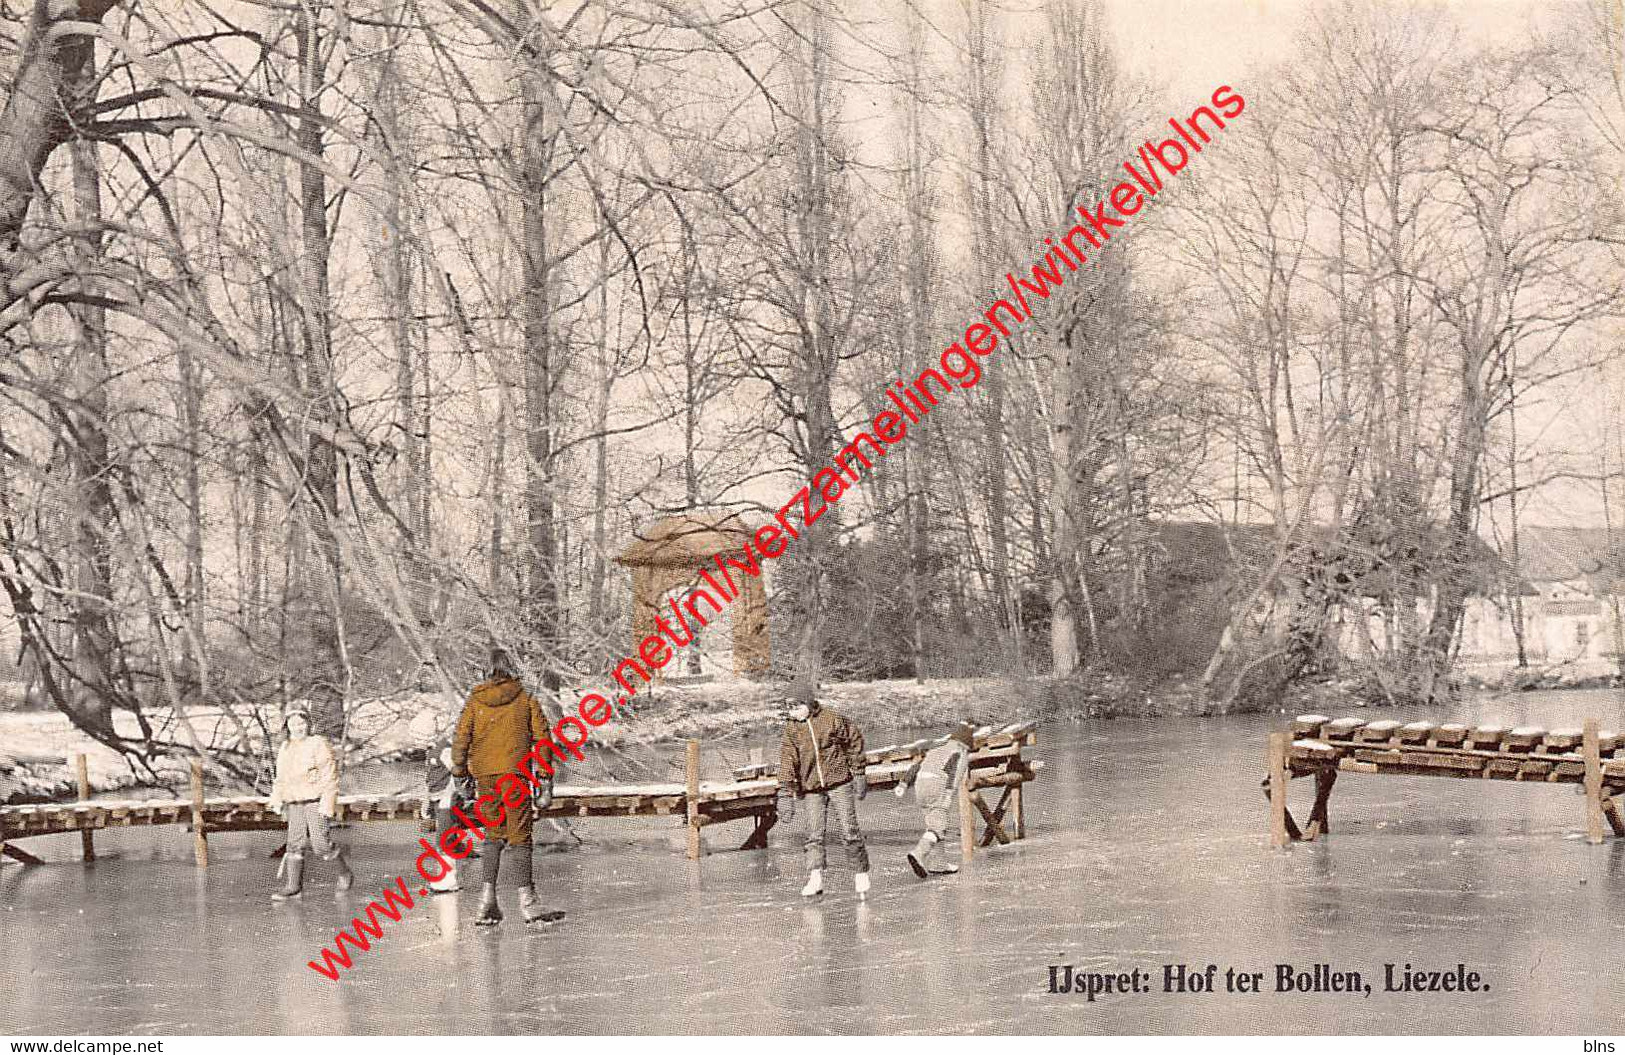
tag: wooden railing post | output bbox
[1583,718,1605,845]
[958,768,975,864]
[75,753,95,861]
[189,759,209,867]
[1268,732,1289,849]
[685,739,702,860]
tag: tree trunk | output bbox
[1050,329,1080,678]
[0,1,118,315]
[294,3,346,737]
[788,3,842,683]
[64,38,120,739]
[588,235,613,646]
[965,0,1012,641]
[516,7,561,691]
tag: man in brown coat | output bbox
[775,682,870,899]
[451,648,562,926]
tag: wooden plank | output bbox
[189,760,208,868]
[1584,719,1606,845]
[1291,714,1331,738]
[1305,769,1337,839]
[1288,739,1338,765]
[1380,750,1486,773]
[1356,720,1403,743]
[974,787,1014,847]
[75,754,95,861]
[685,739,702,860]
[1269,732,1289,849]
[1542,728,1584,752]
[1397,722,1436,745]
[1004,720,1038,741]
[1605,795,1625,838]
[1432,724,1469,746]
[1322,718,1364,741]
[1504,727,1547,753]
[2,842,44,866]
[959,758,976,863]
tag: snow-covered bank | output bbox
[1,667,1530,806]
[0,676,1040,804]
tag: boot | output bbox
[271,854,304,901]
[508,844,539,923]
[906,831,938,880]
[428,861,460,894]
[481,840,503,886]
[475,882,503,926]
[854,871,871,899]
[474,842,504,926]
[332,851,355,892]
[800,868,824,898]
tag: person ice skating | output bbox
[895,720,978,879]
[267,704,354,900]
[418,735,462,893]
[774,683,871,899]
[451,648,563,927]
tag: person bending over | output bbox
[775,683,871,899]
[895,720,978,878]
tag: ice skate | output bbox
[474,882,504,926]
[906,831,939,879]
[519,887,566,925]
[428,865,460,895]
[800,868,824,898]
[854,871,871,899]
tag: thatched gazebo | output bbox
[614,512,770,677]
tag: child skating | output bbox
[895,720,978,878]
[775,683,872,899]
[418,734,461,893]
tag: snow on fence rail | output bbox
[1264,715,1625,848]
[0,720,1041,868]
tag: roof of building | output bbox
[1145,520,1505,596]
[615,512,756,568]
[1510,525,1625,593]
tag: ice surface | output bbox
[4,689,1625,1034]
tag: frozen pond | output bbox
[5,689,1625,1034]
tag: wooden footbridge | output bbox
[1265,714,1625,848]
[1,720,1040,868]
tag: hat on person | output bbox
[778,678,820,717]
[282,703,312,731]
